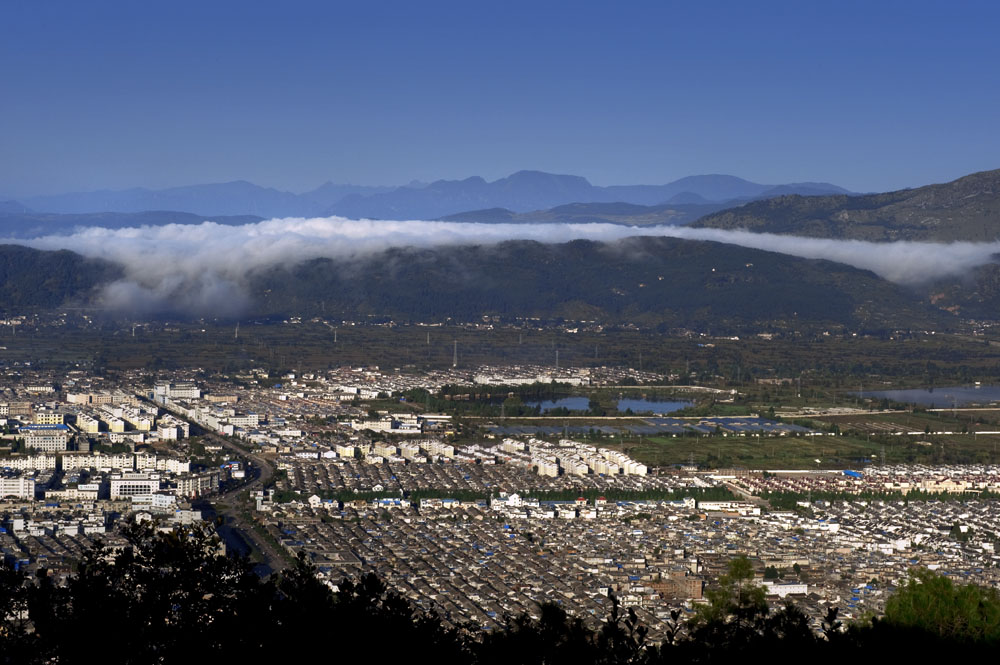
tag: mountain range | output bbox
[9,172,849,221]
[437,201,730,227]
[5,167,1000,327]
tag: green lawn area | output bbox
[603,432,1000,470]
[814,410,993,433]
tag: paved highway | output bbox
[206,433,289,575]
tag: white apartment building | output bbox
[0,476,35,499]
[110,472,161,499]
[20,424,71,452]
[0,455,57,471]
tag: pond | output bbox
[859,385,1000,408]
[525,396,692,414]
[616,398,693,415]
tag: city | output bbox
[4,1,1000,659]
[4,355,1000,646]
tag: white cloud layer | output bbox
[13,216,1000,315]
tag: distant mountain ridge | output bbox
[693,168,1000,242]
[0,200,31,214]
[20,181,391,219]
[327,170,850,220]
[13,172,849,220]
[438,201,731,227]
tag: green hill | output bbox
[249,237,950,331]
[692,168,1000,242]
[0,245,122,312]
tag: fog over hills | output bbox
[5,167,1000,324]
[5,211,998,325]
[0,237,949,332]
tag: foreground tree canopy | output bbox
[1,527,998,664]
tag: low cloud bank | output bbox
[14,216,1000,315]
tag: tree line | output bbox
[2,526,998,663]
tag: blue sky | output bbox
[2,0,999,196]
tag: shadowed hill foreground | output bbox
[2,524,998,663]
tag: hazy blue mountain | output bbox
[298,182,395,209]
[14,172,850,220]
[0,200,32,213]
[665,191,710,204]
[0,211,263,239]
[328,170,597,219]
[438,208,519,223]
[758,182,854,198]
[22,181,319,218]
[329,171,851,220]
[439,201,729,226]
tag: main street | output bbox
[204,431,289,575]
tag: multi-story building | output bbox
[103,416,126,433]
[155,383,201,399]
[0,455,57,471]
[19,424,71,452]
[175,470,219,498]
[0,476,35,499]
[33,409,65,425]
[110,472,161,499]
[76,413,101,434]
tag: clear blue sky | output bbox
[2,0,999,197]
